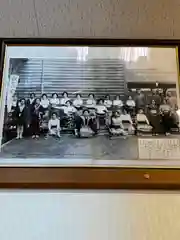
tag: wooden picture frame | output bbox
[1,38,180,189]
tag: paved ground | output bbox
[0,135,138,160]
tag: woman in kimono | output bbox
[148,99,161,135]
[30,98,43,139]
[109,110,128,136]
[15,98,28,139]
[27,93,36,106]
[48,112,61,138]
[136,108,152,135]
[80,109,93,137]
[160,99,173,136]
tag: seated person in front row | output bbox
[136,109,152,135]
[48,112,61,138]
[73,93,83,109]
[113,95,124,108]
[119,110,135,134]
[109,111,128,136]
[86,93,96,107]
[78,109,94,137]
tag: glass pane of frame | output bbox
[0,42,180,168]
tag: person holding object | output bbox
[48,112,61,138]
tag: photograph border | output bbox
[1,38,180,189]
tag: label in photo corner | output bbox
[138,138,180,160]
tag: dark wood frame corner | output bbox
[1,38,180,190]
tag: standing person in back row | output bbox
[134,89,145,113]
[15,98,29,139]
[30,98,43,139]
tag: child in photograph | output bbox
[30,98,44,139]
[136,108,152,135]
[104,95,112,109]
[109,110,128,136]
[15,98,28,139]
[60,91,70,105]
[86,93,96,107]
[73,93,83,109]
[40,94,49,111]
[48,112,61,138]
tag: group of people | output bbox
[6,88,180,140]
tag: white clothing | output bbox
[96,105,107,114]
[120,114,132,123]
[126,100,135,107]
[64,106,76,115]
[113,100,123,107]
[60,98,70,105]
[41,99,49,108]
[12,100,17,107]
[86,99,96,106]
[29,98,35,104]
[137,113,149,124]
[73,99,83,107]
[50,98,60,105]
[104,100,112,108]
[48,118,60,130]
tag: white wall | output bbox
[1,0,180,239]
[1,190,180,240]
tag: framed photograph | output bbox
[1,39,180,189]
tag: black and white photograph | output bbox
[0,45,180,164]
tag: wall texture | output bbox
[0,0,180,38]
[1,0,180,240]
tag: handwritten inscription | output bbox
[138,138,180,160]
